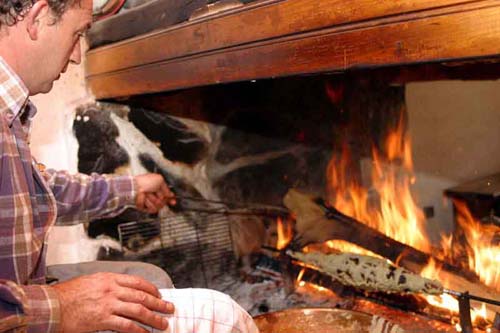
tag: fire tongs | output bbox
[171,194,290,216]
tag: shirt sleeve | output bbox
[41,169,137,225]
[0,280,61,333]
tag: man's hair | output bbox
[0,0,75,28]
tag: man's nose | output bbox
[70,40,82,65]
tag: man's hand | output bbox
[134,173,176,214]
[52,272,175,333]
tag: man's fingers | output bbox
[144,196,160,214]
[105,315,150,333]
[153,190,165,203]
[117,288,174,314]
[135,192,146,211]
[160,182,176,205]
[160,182,171,197]
[135,173,177,212]
[115,275,161,298]
[146,193,163,209]
[114,302,169,331]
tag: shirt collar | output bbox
[0,56,37,126]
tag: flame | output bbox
[326,113,430,253]
[420,258,444,281]
[295,269,332,293]
[452,200,500,290]
[296,268,306,284]
[300,92,498,326]
[471,303,488,323]
[420,258,458,312]
[438,234,454,260]
[303,239,385,260]
[425,293,460,313]
[420,258,491,324]
[296,279,335,295]
[276,216,293,250]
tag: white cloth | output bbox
[155,288,259,333]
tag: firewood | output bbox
[284,189,474,278]
[284,188,500,314]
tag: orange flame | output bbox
[471,303,488,324]
[296,268,306,286]
[303,239,385,260]
[451,200,500,290]
[420,258,458,312]
[420,258,491,324]
[295,274,334,295]
[326,114,430,252]
[276,217,293,250]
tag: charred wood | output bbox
[284,189,500,314]
[284,189,477,281]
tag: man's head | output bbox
[0,0,92,95]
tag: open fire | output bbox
[440,200,500,290]
[274,98,499,330]
[325,112,429,252]
[420,258,492,327]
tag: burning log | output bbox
[284,189,476,280]
[284,189,500,313]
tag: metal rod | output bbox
[261,245,281,252]
[118,207,287,238]
[493,312,500,330]
[458,292,473,333]
[444,288,500,306]
[176,207,288,217]
[175,195,288,211]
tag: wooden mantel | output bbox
[86,0,500,99]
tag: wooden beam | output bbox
[87,1,500,99]
[86,0,477,76]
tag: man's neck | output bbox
[0,29,34,95]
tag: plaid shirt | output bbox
[0,57,136,333]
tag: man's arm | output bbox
[41,170,175,225]
[1,275,176,333]
[0,280,61,333]
[42,170,135,225]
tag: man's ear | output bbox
[26,0,49,40]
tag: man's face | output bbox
[35,0,92,94]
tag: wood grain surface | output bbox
[86,0,500,99]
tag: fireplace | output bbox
[80,0,500,331]
[74,75,500,332]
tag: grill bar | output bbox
[118,211,236,288]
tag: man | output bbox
[0,0,258,332]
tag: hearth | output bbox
[76,76,500,333]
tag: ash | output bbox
[209,273,348,317]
